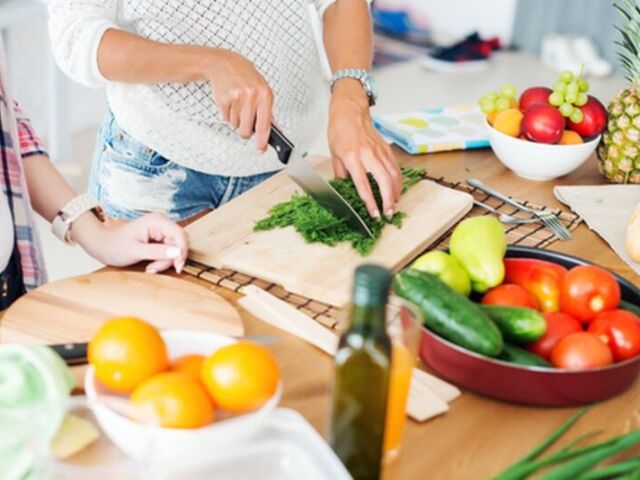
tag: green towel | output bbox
[0,345,74,480]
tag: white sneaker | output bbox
[571,36,613,78]
[540,34,582,74]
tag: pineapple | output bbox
[598,0,640,183]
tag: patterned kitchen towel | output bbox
[373,104,490,155]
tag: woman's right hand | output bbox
[202,49,274,152]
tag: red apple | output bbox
[519,87,552,112]
[567,96,608,140]
[521,104,565,144]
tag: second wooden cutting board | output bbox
[1,271,244,345]
[187,157,473,307]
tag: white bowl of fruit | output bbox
[84,318,282,470]
[479,72,608,181]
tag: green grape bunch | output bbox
[478,84,518,116]
[547,69,590,124]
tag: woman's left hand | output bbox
[75,213,189,274]
[327,81,402,220]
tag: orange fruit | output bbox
[200,342,280,413]
[130,372,215,429]
[88,317,169,393]
[171,354,205,381]
[487,112,498,126]
[559,130,584,145]
[493,108,524,137]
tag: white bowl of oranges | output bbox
[84,318,282,465]
[480,71,607,181]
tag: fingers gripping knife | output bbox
[267,125,374,239]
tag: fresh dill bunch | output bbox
[254,168,425,256]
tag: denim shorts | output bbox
[89,111,279,222]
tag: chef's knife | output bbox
[48,336,278,366]
[267,125,374,239]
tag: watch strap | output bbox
[52,194,103,245]
[330,68,376,106]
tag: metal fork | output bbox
[466,178,572,241]
[473,201,540,225]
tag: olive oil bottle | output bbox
[329,264,392,480]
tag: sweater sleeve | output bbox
[312,0,371,19]
[46,0,118,89]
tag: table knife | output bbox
[48,335,278,367]
[267,124,374,239]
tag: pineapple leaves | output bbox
[614,0,640,21]
[618,53,633,83]
[614,2,632,21]
[613,1,640,82]
[616,26,638,56]
[617,53,634,70]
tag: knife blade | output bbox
[267,125,374,239]
[48,336,278,366]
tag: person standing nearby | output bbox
[47,0,402,222]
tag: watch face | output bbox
[364,76,378,104]
[367,76,378,98]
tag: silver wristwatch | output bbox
[52,194,105,245]
[330,68,378,106]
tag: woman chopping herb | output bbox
[0,38,188,311]
[47,0,401,223]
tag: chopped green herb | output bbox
[254,168,425,256]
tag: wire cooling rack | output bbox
[184,176,582,330]
[427,175,582,250]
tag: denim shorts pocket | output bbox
[103,121,172,175]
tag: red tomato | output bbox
[560,266,621,323]
[504,258,567,313]
[550,332,614,370]
[481,284,538,309]
[587,310,640,361]
[526,312,582,360]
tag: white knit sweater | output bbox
[47,0,339,176]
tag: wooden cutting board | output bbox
[187,156,473,307]
[0,271,244,345]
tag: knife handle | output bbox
[50,342,88,366]
[267,124,294,165]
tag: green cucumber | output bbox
[394,269,503,357]
[620,300,640,318]
[481,305,546,344]
[499,344,552,368]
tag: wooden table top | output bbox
[207,147,640,480]
[234,147,640,480]
[3,145,638,479]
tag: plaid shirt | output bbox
[0,89,48,290]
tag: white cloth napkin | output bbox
[554,185,640,275]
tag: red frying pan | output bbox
[419,246,640,406]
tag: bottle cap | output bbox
[352,264,392,307]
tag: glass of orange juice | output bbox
[383,298,422,463]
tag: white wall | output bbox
[5,17,107,150]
